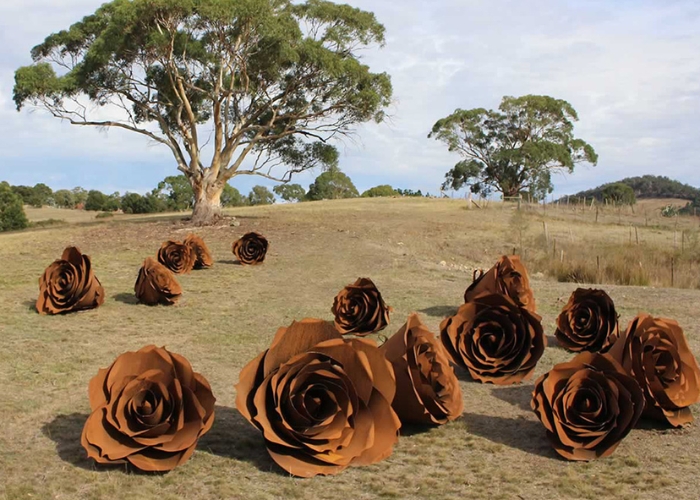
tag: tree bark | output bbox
[190,178,224,226]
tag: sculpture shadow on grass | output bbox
[40,412,143,473]
[42,407,280,474]
[418,305,458,318]
[460,412,557,459]
[491,382,535,412]
[113,292,139,305]
[198,405,282,475]
[217,260,242,266]
[545,334,564,349]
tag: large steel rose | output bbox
[381,313,463,425]
[440,293,545,385]
[607,313,700,427]
[36,246,105,315]
[235,319,400,477]
[81,345,216,472]
[531,351,644,461]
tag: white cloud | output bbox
[1,0,699,196]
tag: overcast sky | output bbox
[1,0,699,198]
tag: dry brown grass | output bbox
[1,197,699,500]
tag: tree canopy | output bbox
[601,183,636,205]
[361,184,396,197]
[306,169,358,200]
[0,182,29,232]
[430,95,598,198]
[248,185,275,205]
[14,0,392,224]
[273,183,306,202]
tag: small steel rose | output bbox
[332,277,392,336]
[36,246,105,315]
[231,232,268,265]
[134,257,182,305]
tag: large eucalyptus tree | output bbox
[430,95,598,199]
[14,0,392,224]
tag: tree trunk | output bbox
[190,179,224,226]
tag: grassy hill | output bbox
[1,197,699,500]
[566,175,700,202]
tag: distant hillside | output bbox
[567,175,700,202]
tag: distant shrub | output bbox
[96,212,114,219]
[361,185,397,197]
[0,181,29,232]
[661,205,679,217]
[31,218,67,228]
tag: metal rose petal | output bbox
[36,246,105,315]
[134,257,182,306]
[157,240,196,274]
[81,345,216,472]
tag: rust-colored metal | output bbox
[440,293,545,385]
[380,313,463,425]
[81,345,216,472]
[36,246,105,315]
[607,313,700,427]
[464,255,536,313]
[554,288,619,352]
[235,318,400,477]
[134,257,182,306]
[184,234,213,269]
[231,232,268,265]
[331,277,392,336]
[157,240,195,274]
[531,351,644,461]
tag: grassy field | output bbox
[2,197,699,500]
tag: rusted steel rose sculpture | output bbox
[440,293,545,385]
[331,277,392,336]
[236,319,401,477]
[531,351,644,461]
[157,240,195,274]
[36,246,105,315]
[81,345,216,472]
[231,232,268,265]
[464,255,536,313]
[607,313,700,427]
[184,234,213,269]
[555,288,618,352]
[380,313,463,425]
[134,257,183,306]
